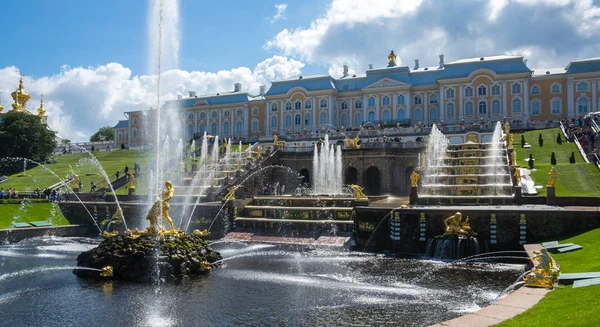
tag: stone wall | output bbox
[0,225,95,243]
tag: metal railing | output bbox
[560,121,590,163]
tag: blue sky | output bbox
[1,0,599,141]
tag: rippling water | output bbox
[0,236,523,327]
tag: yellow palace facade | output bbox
[114,52,600,147]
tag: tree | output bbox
[556,133,562,145]
[90,126,114,142]
[61,138,71,144]
[521,135,526,148]
[550,152,557,165]
[528,154,534,169]
[569,152,576,164]
[0,111,56,173]
[538,134,543,147]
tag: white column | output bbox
[375,95,380,122]
[524,79,530,119]
[502,82,508,118]
[567,79,575,117]
[406,91,412,122]
[459,85,464,120]
[265,101,270,135]
[244,105,249,137]
[349,99,354,127]
[423,93,429,125]
[329,95,334,127]
[218,111,222,138]
[439,86,445,122]
[312,98,317,133]
[592,80,597,113]
[362,94,368,125]
[280,100,285,134]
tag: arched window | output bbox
[295,114,301,125]
[304,113,311,125]
[368,111,376,122]
[511,83,521,94]
[464,86,474,97]
[285,102,292,110]
[133,128,139,139]
[382,109,390,121]
[320,99,327,108]
[341,100,348,110]
[304,100,312,109]
[271,115,278,128]
[133,118,139,125]
[354,112,362,125]
[223,122,230,135]
[577,97,590,114]
[252,108,259,115]
[341,113,348,126]
[477,85,487,96]
[414,95,422,105]
[465,101,474,116]
[355,99,362,109]
[212,111,217,118]
[530,100,541,115]
[512,98,522,113]
[198,124,205,134]
[200,112,206,118]
[531,85,540,95]
[320,112,327,125]
[429,94,438,104]
[491,85,500,96]
[414,108,422,122]
[446,103,455,117]
[236,109,243,116]
[397,108,405,120]
[236,121,243,134]
[445,88,455,99]
[251,119,259,132]
[551,83,561,93]
[577,82,589,92]
[551,98,561,114]
[430,107,439,121]
[285,115,292,127]
[211,123,218,134]
[224,111,230,117]
[187,114,193,120]
[271,103,278,112]
[492,100,501,115]
[382,96,390,106]
[397,94,405,104]
[294,100,302,110]
[478,101,487,115]
[368,97,376,107]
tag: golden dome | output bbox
[11,73,30,111]
[37,94,47,116]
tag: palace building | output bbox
[114,52,600,148]
[0,73,48,124]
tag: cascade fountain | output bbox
[312,134,343,195]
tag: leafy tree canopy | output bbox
[0,111,57,166]
[90,126,114,142]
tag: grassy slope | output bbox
[0,203,70,229]
[513,128,600,197]
[495,228,600,327]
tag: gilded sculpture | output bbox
[547,167,558,187]
[410,171,420,187]
[128,172,135,189]
[387,50,397,67]
[223,185,239,201]
[144,180,176,234]
[443,212,477,236]
[504,122,510,135]
[524,248,560,289]
[345,136,360,149]
[350,184,367,201]
[73,174,80,190]
[514,167,521,186]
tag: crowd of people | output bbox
[562,115,600,164]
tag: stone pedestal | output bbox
[128,187,136,196]
[73,188,79,193]
[547,186,555,197]
[514,186,522,205]
[409,186,418,205]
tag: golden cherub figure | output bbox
[504,122,510,135]
[514,168,521,186]
[410,171,420,187]
[387,50,397,66]
[443,212,477,236]
[128,172,135,189]
[350,184,367,201]
[144,180,175,234]
[73,174,80,190]
[222,185,239,201]
[547,167,558,187]
[524,248,560,289]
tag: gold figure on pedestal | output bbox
[345,136,360,149]
[510,151,516,165]
[73,174,80,190]
[128,172,135,189]
[524,248,560,289]
[507,134,514,148]
[144,180,175,234]
[504,122,510,135]
[514,167,521,186]
[388,50,397,67]
[223,185,239,201]
[443,212,477,236]
[273,134,278,145]
[547,167,558,187]
[350,184,367,201]
[410,171,420,187]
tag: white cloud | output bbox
[0,56,304,142]
[266,0,600,75]
[270,3,288,23]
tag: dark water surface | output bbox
[0,236,523,327]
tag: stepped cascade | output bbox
[419,122,514,204]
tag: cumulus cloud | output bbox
[0,56,304,142]
[270,3,288,23]
[266,0,600,76]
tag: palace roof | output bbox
[565,57,600,74]
[113,120,129,129]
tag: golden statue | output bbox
[350,184,367,201]
[103,179,109,189]
[256,146,262,159]
[100,230,118,238]
[223,185,239,201]
[73,174,80,190]
[443,212,477,236]
[410,171,420,187]
[524,248,560,289]
[514,168,521,186]
[273,134,278,145]
[344,136,360,149]
[387,50,398,67]
[510,151,516,165]
[193,229,210,237]
[504,122,510,135]
[507,133,514,148]
[100,266,114,277]
[547,167,558,187]
[144,180,175,233]
[128,172,135,189]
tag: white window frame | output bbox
[491,84,501,96]
[477,85,487,97]
[551,83,561,94]
[511,82,522,95]
[465,101,474,116]
[445,88,455,99]
[446,102,455,117]
[530,99,541,116]
[464,86,474,98]
[577,81,589,92]
[551,97,561,115]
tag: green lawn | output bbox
[513,128,600,197]
[495,228,600,327]
[0,202,70,229]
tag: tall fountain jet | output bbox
[312,135,343,195]
[421,124,449,196]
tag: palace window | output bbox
[252,119,259,132]
[211,123,218,134]
[512,98,522,113]
[320,99,328,108]
[132,118,138,125]
[198,124,205,134]
[531,85,541,95]
[382,109,390,121]
[551,98,561,114]
[492,100,501,115]
[446,88,455,99]
[478,85,487,96]
[305,100,312,109]
[551,83,561,93]
[414,108,422,122]
[304,113,311,125]
[397,94,405,104]
[355,99,362,109]
[531,100,541,115]
[414,95,422,105]
[223,122,230,135]
[491,85,500,96]
[271,115,278,128]
[133,128,138,140]
[341,113,348,126]
[382,96,390,106]
[368,111,376,122]
[341,100,348,110]
[430,107,439,121]
[511,83,521,94]
[271,103,278,112]
[368,97,376,107]
[212,111,217,118]
[237,109,243,116]
[295,114,301,125]
[446,103,455,117]
[294,101,301,110]
[354,112,362,125]
[236,121,243,134]
[465,101,474,116]
[577,97,590,113]
[252,108,258,115]
[285,115,292,127]
[285,102,292,111]
[200,112,206,118]
[320,111,327,124]
[577,82,589,92]
[464,86,474,97]
[478,101,487,115]
[187,114,194,120]
[224,111,230,117]
[430,94,438,104]
[397,108,405,120]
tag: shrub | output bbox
[556,133,562,145]
[538,134,544,147]
[521,135,526,148]
[91,145,95,152]
[121,143,125,150]
[528,154,534,169]
[569,152,576,164]
[551,152,557,165]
